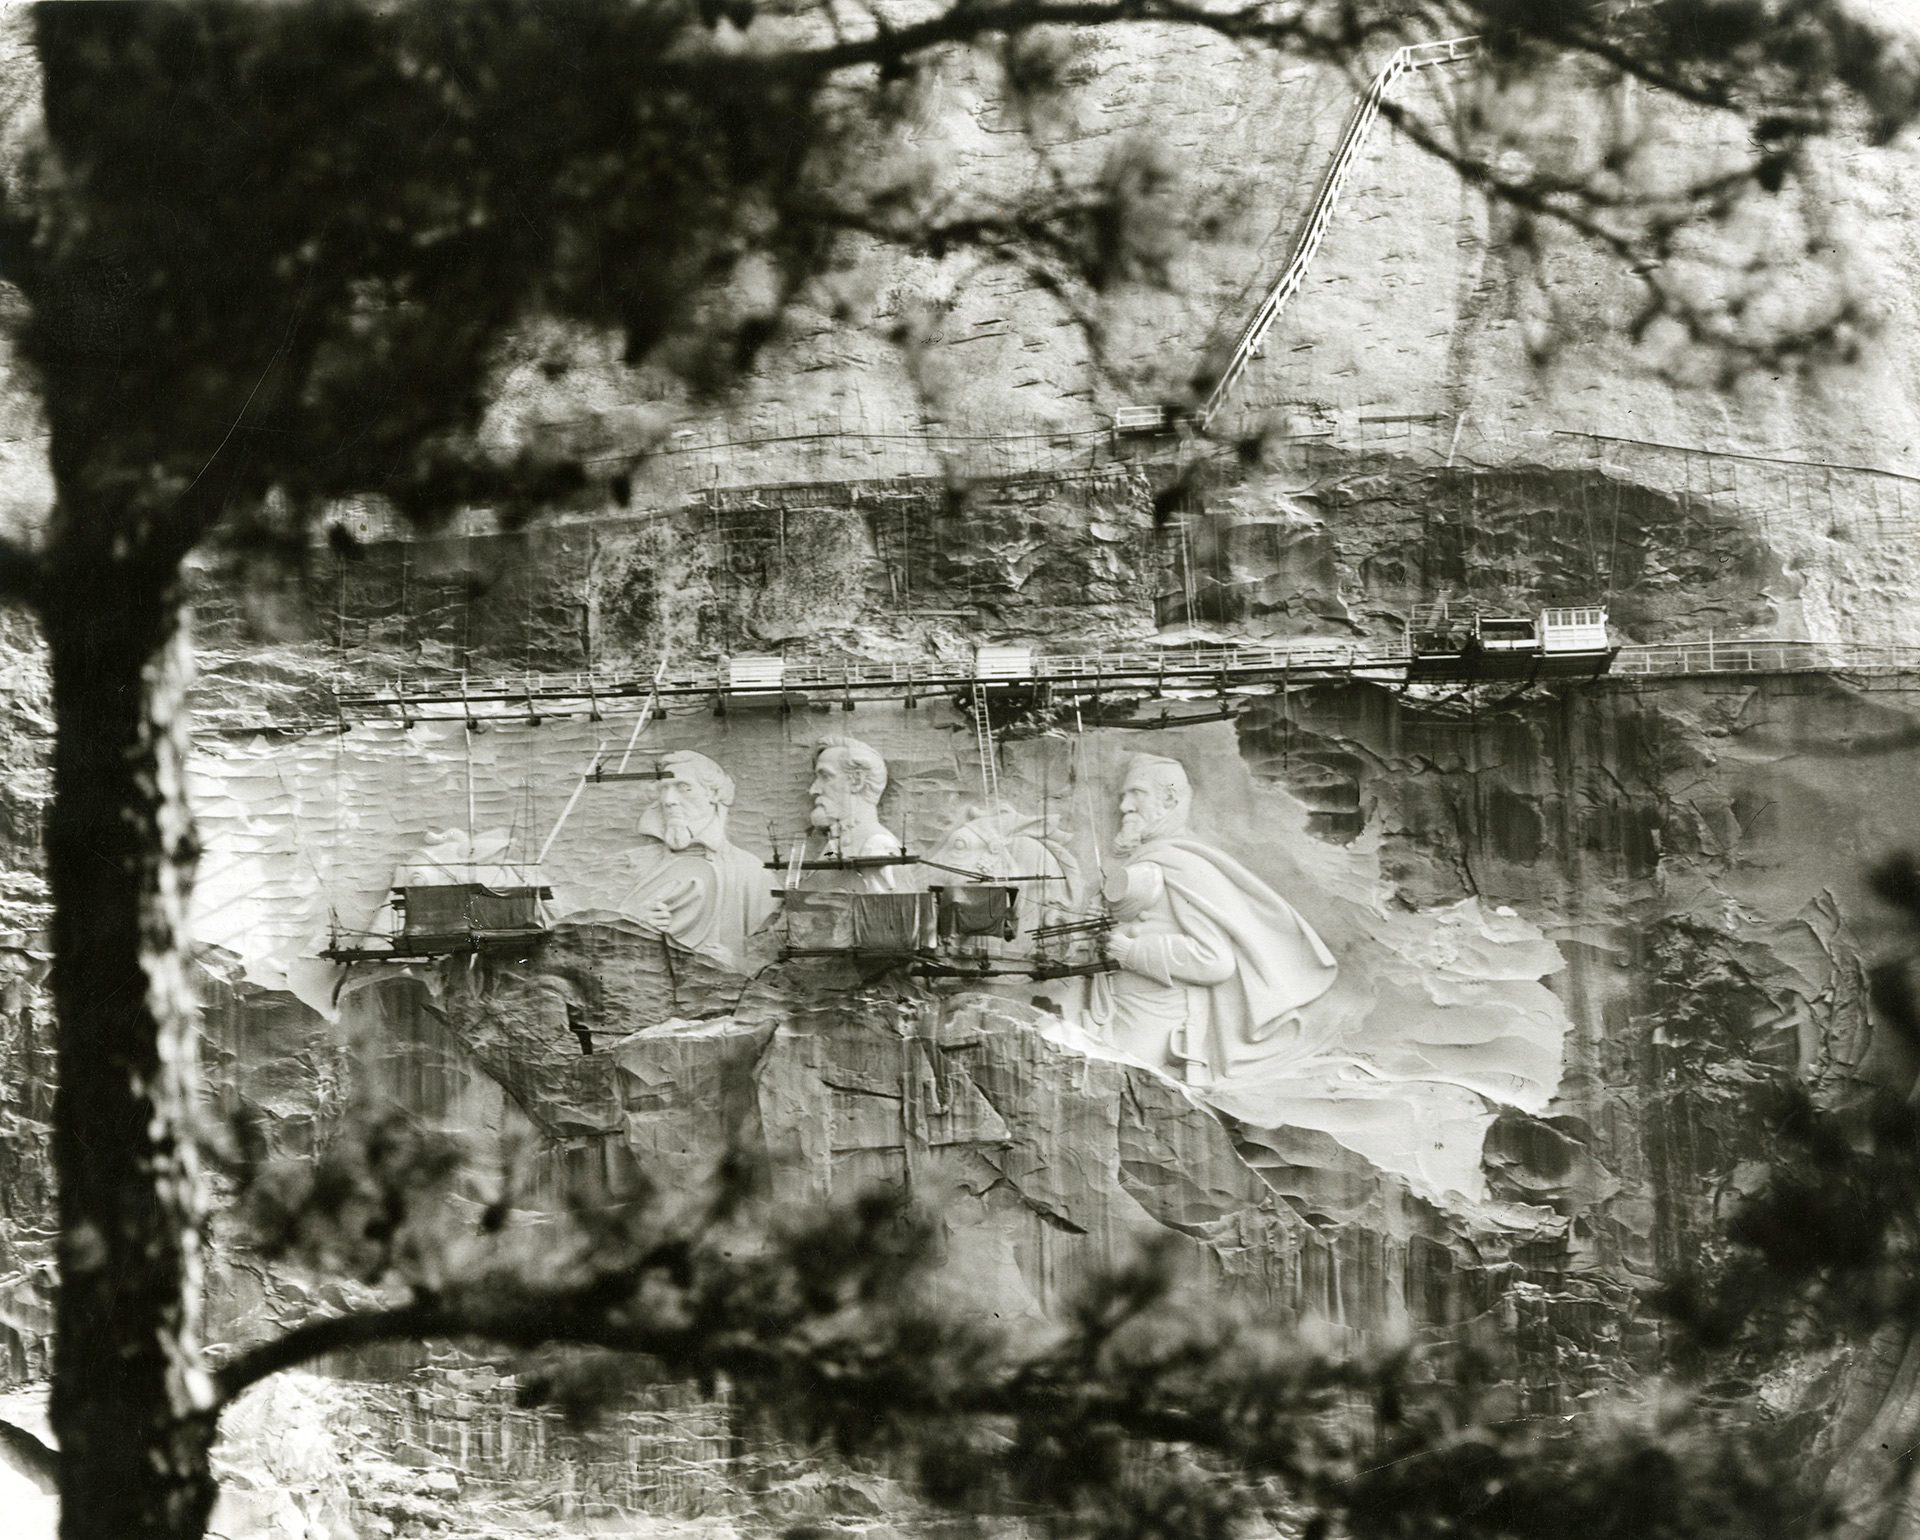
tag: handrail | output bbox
[1612,640,1920,675]
[1193,35,1479,433]
[331,642,1410,718]
[316,635,1920,722]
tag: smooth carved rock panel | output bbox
[743,992,1286,1313]
[610,1018,773,1191]
[192,703,1574,1212]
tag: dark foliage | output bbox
[3,0,1915,589]
[1661,856,1920,1359]
[22,0,852,545]
[1341,1364,1831,1540]
[212,1102,1834,1540]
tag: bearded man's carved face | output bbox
[1115,769,1187,855]
[657,769,719,850]
[809,748,857,829]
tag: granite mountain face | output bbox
[3,18,1920,1533]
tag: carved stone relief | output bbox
[615,750,776,973]
[186,707,1573,1212]
[921,806,1083,957]
[1086,754,1339,1087]
[802,735,902,890]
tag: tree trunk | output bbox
[44,561,216,1540]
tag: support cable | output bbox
[616,652,672,774]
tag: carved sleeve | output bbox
[1122,905,1237,987]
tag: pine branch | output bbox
[0,539,45,610]
[208,1279,1333,1479]
[212,1281,754,1409]
[0,1417,57,1495]
[1366,97,1862,380]
[781,0,1339,81]
[212,1302,442,1405]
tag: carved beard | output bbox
[812,785,868,831]
[662,815,694,850]
[1115,800,1184,856]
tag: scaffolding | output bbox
[314,633,1920,728]
[333,640,1412,724]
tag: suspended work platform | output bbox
[337,638,1414,724]
[321,862,553,963]
[1407,602,1617,682]
[326,631,1920,727]
[778,887,1113,979]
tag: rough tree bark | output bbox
[43,546,217,1540]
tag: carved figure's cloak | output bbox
[1125,836,1338,1076]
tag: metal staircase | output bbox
[1193,35,1480,433]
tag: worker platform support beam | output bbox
[332,642,1411,724]
[313,638,1920,727]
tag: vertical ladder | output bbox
[1194,35,1480,433]
[971,679,1002,809]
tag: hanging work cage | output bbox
[325,861,554,962]
[954,645,1050,720]
[776,881,1112,978]
[781,890,943,957]
[392,861,553,953]
[1407,600,1616,681]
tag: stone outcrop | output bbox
[309,937,1545,1350]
